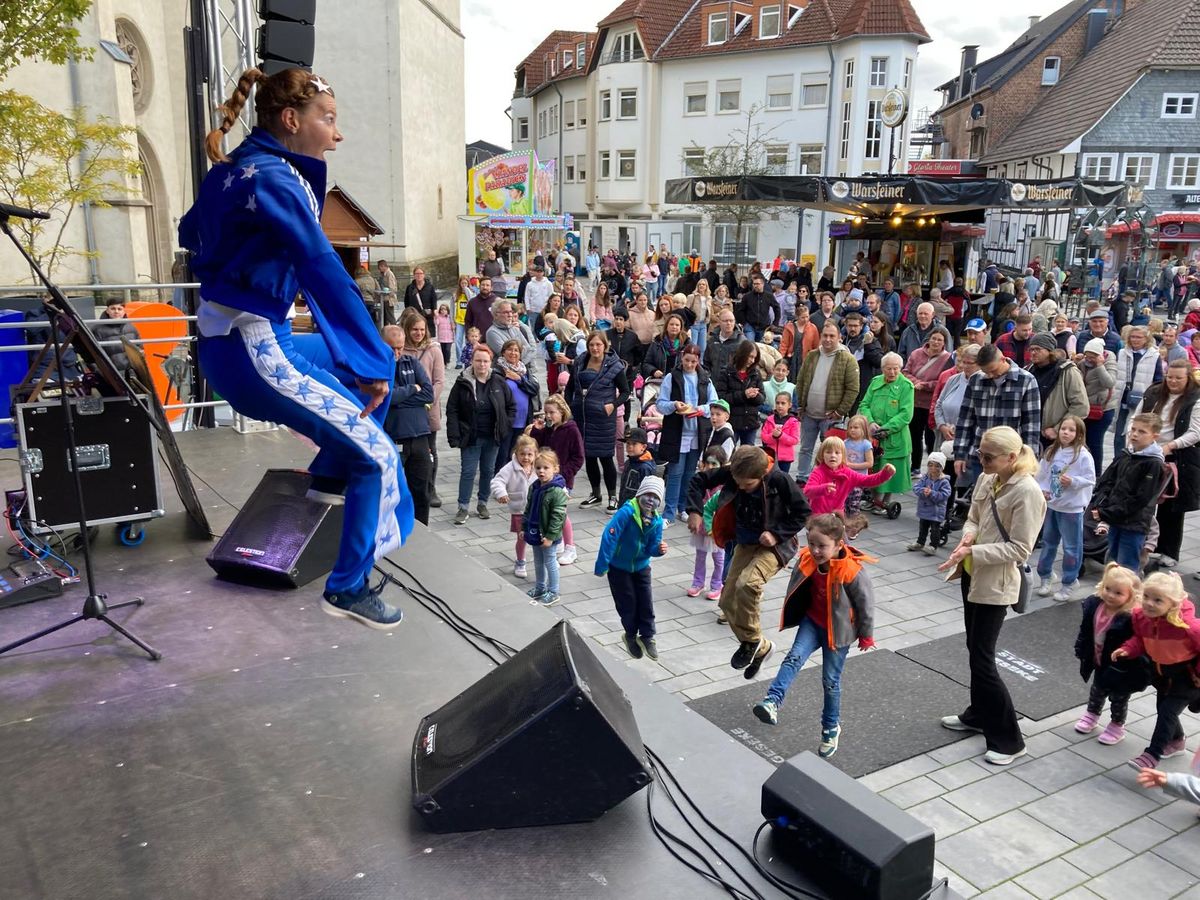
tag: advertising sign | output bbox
[470,151,535,216]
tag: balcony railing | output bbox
[599,46,645,65]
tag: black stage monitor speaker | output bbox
[762,752,935,900]
[206,469,342,588]
[411,620,653,833]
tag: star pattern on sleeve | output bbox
[253,339,272,358]
[343,413,361,432]
[240,163,258,180]
[246,195,257,213]
[269,363,289,385]
[223,172,234,190]
[296,379,313,400]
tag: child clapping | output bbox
[908,452,952,555]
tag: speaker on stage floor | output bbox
[206,469,342,589]
[762,752,935,900]
[411,620,652,833]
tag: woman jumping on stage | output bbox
[179,67,413,629]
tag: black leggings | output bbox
[586,455,618,497]
[909,409,934,472]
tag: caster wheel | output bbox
[886,502,901,520]
[118,523,146,547]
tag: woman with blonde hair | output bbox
[939,426,1046,766]
[687,278,712,353]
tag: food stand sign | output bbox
[469,151,536,216]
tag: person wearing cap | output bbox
[618,427,659,505]
[952,343,1041,484]
[657,343,719,523]
[962,318,990,351]
[1075,337,1119,469]
[1027,332,1088,450]
[707,399,736,458]
[596,474,668,661]
[1083,307,1122,355]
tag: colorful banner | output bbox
[470,151,535,216]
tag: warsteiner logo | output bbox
[695,179,739,199]
[1010,182,1028,202]
[831,181,850,199]
[695,180,707,198]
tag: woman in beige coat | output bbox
[938,426,1046,766]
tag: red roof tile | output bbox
[517,30,596,94]
[838,0,930,41]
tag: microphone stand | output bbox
[0,212,160,660]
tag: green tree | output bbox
[681,105,796,267]
[0,90,139,277]
[0,1,93,81]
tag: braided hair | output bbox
[204,67,335,164]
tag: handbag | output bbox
[989,495,1032,614]
[1086,388,1112,421]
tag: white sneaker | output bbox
[1053,585,1076,602]
[1036,573,1059,597]
[984,748,1027,766]
[514,560,527,579]
[558,545,578,565]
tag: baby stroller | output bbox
[824,422,902,520]
[634,375,664,455]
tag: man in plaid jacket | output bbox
[953,343,1041,483]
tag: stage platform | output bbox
[0,429,958,900]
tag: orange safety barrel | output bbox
[123,301,188,422]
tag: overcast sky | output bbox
[463,0,1057,148]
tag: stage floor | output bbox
[0,429,957,900]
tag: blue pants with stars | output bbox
[199,319,412,594]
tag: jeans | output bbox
[765,616,850,729]
[664,447,700,519]
[457,438,500,509]
[735,427,759,447]
[796,415,828,479]
[532,540,561,595]
[608,566,655,639]
[1038,510,1084,587]
[1085,409,1114,472]
[743,324,758,342]
[689,323,708,354]
[958,576,1024,754]
[1106,524,1145,571]
[454,323,467,363]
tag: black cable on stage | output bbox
[174,453,242,513]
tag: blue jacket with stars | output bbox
[178,128,393,383]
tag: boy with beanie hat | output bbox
[596,475,668,660]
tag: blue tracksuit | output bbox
[179,128,413,594]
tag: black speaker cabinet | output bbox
[762,752,935,900]
[206,469,342,588]
[412,620,652,833]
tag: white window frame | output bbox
[617,88,637,120]
[869,57,888,88]
[599,90,611,121]
[797,144,823,175]
[903,59,912,90]
[759,5,781,39]
[766,74,793,110]
[717,79,741,114]
[844,59,854,90]
[708,12,728,45]
[684,82,707,115]
[577,98,587,127]
[682,146,705,177]
[617,149,636,180]
[1162,93,1198,118]
[564,100,575,130]
[598,150,611,180]
[1167,153,1200,189]
[562,49,573,69]
[576,41,586,69]
[577,154,587,182]
[516,118,529,142]
[1081,153,1117,181]
[800,74,828,108]
[1042,57,1060,86]
[611,31,641,62]
[733,12,751,35]
[549,55,557,77]
[714,223,757,259]
[787,4,803,28]
[682,223,701,254]
[765,144,789,175]
[538,111,546,139]
[864,100,882,159]
[564,158,575,183]
[1122,153,1156,189]
[839,101,851,160]
[548,105,558,134]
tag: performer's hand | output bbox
[356,379,389,418]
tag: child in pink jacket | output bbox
[761,393,801,473]
[804,435,895,517]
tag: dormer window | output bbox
[760,5,780,39]
[733,12,751,35]
[787,4,803,27]
[576,41,586,69]
[562,49,572,68]
[609,31,642,63]
[708,12,728,44]
[1042,57,1060,85]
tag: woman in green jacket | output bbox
[861,351,914,505]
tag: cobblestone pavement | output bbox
[427,350,1200,898]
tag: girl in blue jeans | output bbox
[1035,416,1096,602]
[752,514,876,760]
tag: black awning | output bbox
[663,175,1128,216]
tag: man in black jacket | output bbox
[735,273,780,343]
[445,344,516,525]
[841,312,882,414]
[382,325,434,525]
[404,267,437,328]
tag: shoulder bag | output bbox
[989,494,1032,614]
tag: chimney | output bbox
[958,45,979,101]
[1028,15,1041,28]
[1085,9,1108,54]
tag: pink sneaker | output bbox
[1074,710,1101,733]
[706,586,723,601]
[1161,737,1188,758]
[1097,721,1126,745]
[686,585,703,597]
[1127,750,1160,771]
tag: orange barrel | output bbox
[123,301,188,423]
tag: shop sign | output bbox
[908,160,978,177]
